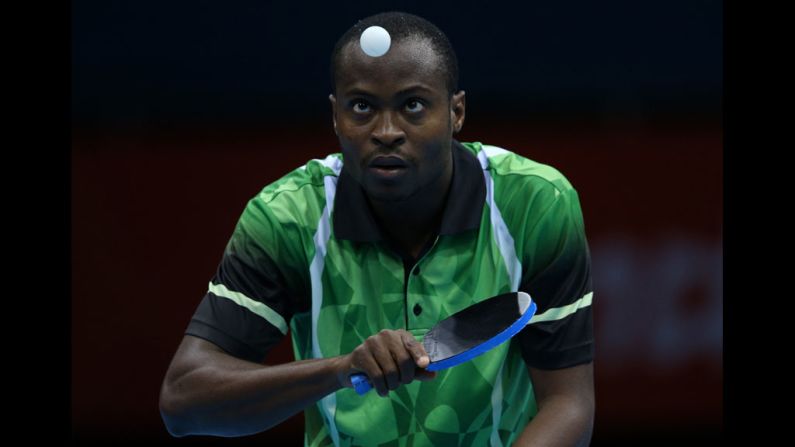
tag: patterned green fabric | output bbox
[229,142,587,446]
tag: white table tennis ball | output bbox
[360,26,391,57]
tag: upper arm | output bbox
[160,334,227,415]
[519,362,595,446]
[160,334,268,421]
[163,335,228,385]
[527,362,594,411]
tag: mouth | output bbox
[369,156,408,169]
[367,156,409,178]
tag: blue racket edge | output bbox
[349,297,536,395]
[426,300,536,372]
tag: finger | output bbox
[389,336,415,385]
[355,344,388,397]
[368,335,399,395]
[401,332,430,368]
[375,332,404,392]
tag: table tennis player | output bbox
[160,11,595,446]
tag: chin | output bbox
[363,186,414,203]
[359,172,417,203]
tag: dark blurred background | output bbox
[72,0,722,445]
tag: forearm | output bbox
[160,352,346,437]
[513,395,594,447]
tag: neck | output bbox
[368,158,453,258]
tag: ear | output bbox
[329,94,338,135]
[450,90,466,135]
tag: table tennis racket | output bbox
[350,291,536,395]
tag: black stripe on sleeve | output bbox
[183,216,309,362]
[516,243,594,369]
[516,188,595,370]
[186,292,287,363]
[516,305,594,369]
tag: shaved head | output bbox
[330,11,459,97]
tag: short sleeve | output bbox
[515,187,594,370]
[185,197,309,363]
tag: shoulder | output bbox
[244,154,343,223]
[228,153,343,256]
[257,154,343,203]
[460,141,578,209]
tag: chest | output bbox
[315,228,514,355]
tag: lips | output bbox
[367,155,409,181]
[369,156,408,169]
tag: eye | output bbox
[352,101,371,114]
[405,99,425,113]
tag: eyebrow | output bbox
[343,85,434,99]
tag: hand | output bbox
[337,329,437,397]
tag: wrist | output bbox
[331,354,352,389]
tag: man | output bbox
[160,11,594,446]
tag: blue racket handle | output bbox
[350,373,372,395]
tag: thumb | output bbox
[403,333,430,368]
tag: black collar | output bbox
[332,140,486,242]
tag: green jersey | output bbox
[186,140,594,446]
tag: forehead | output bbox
[336,37,445,96]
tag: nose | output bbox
[371,111,405,148]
